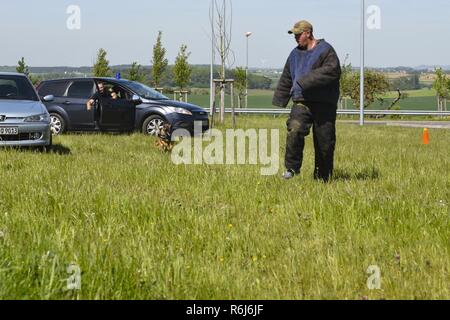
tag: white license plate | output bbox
[0,127,19,135]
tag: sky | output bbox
[1,0,450,68]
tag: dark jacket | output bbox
[273,39,341,107]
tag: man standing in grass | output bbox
[273,20,341,182]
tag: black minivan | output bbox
[36,78,209,135]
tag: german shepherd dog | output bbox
[155,123,174,152]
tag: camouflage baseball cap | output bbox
[288,20,313,35]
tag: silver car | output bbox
[0,72,52,150]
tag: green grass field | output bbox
[368,88,439,110]
[187,88,442,111]
[0,116,449,299]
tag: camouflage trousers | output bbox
[285,102,337,181]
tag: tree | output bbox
[173,44,191,90]
[247,73,271,90]
[211,0,234,123]
[151,31,168,88]
[432,68,448,111]
[16,57,41,85]
[348,70,390,108]
[93,48,112,77]
[448,77,450,99]
[389,89,409,110]
[335,55,389,109]
[390,73,421,91]
[29,75,41,86]
[16,57,30,75]
[339,54,353,109]
[126,62,145,82]
[233,67,246,108]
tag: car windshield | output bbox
[122,80,169,100]
[0,75,39,101]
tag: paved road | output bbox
[339,120,450,129]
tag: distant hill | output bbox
[1,64,447,90]
[1,64,449,74]
[414,65,450,71]
[0,64,219,74]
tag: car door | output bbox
[37,80,71,110]
[64,80,96,129]
[98,82,136,131]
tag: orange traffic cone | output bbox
[423,128,429,145]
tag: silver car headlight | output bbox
[24,113,50,122]
[166,107,192,116]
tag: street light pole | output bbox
[360,0,365,126]
[245,31,252,109]
[210,0,215,116]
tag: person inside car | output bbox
[86,81,111,129]
[86,82,109,111]
[109,86,120,100]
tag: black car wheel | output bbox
[142,115,167,136]
[50,113,66,135]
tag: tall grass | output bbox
[0,116,448,299]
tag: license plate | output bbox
[0,127,18,135]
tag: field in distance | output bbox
[187,88,442,111]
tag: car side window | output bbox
[66,81,94,99]
[102,83,132,101]
[120,87,132,100]
[38,81,69,97]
